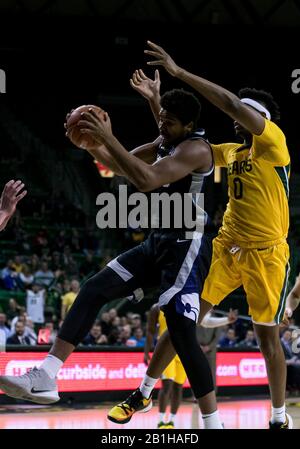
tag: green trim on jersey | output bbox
[274,163,290,199]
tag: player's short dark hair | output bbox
[238,87,280,123]
[160,89,201,127]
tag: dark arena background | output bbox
[0,0,300,436]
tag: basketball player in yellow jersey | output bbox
[122,42,292,429]
[144,303,187,429]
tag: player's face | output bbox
[233,121,251,140]
[159,109,188,144]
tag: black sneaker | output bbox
[269,414,293,429]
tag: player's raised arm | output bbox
[145,41,265,135]
[0,180,27,231]
[130,69,161,125]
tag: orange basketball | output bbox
[66,104,105,149]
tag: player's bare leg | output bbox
[254,323,293,428]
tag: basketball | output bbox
[66,104,105,149]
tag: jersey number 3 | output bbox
[233,177,243,199]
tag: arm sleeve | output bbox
[201,312,230,328]
[252,119,290,166]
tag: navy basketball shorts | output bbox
[107,230,212,323]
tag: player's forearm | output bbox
[175,67,240,117]
[104,135,154,191]
[148,95,161,125]
[87,146,125,176]
[0,210,11,231]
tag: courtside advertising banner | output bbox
[0,351,268,394]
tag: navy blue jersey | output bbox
[150,129,214,232]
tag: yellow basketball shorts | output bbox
[201,237,290,325]
[162,354,187,385]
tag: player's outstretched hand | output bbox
[0,180,27,217]
[130,69,161,101]
[280,308,293,328]
[145,41,180,77]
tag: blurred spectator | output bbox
[10,307,27,334]
[29,254,40,273]
[100,312,112,336]
[120,316,128,326]
[1,259,18,290]
[33,228,49,255]
[80,253,99,278]
[34,261,54,287]
[130,313,142,331]
[281,329,300,392]
[61,279,80,320]
[118,324,132,346]
[0,327,6,349]
[126,327,146,347]
[7,320,31,345]
[107,326,122,346]
[218,328,237,348]
[6,298,21,324]
[18,264,34,289]
[70,229,82,252]
[26,284,46,324]
[236,329,258,348]
[108,308,118,322]
[25,317,38,345]
[11,255,24,273]
[44,322,57,344]
[0,313,10,340]
[111,316,121,327]
[83,228,99,255]
[64,255,79,277]
[51,251,63,271]
[281,329,294,359]
[83,323,108,346]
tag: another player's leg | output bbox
[0,262,143,404]
[157,378,173,428]
[166,381,183,428]
[164,357,186,429]
[254,323,292,429]
[244,242,292,429]
[107,299,212,424]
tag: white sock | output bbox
[271,405,286,424]
[158,412,166,423]
[139,375,158,399]
[169,413,176,424]
[202,410,223,429]
[40,354,63,379]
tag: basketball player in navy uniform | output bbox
[0,89,223,429]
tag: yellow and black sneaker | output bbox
[107,388,152,424]
[269,414,293,429]
[165,421,175,429]
[157,421,166,428]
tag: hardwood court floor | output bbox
[0,397,299,429]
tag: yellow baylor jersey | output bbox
[211,119,290,249]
